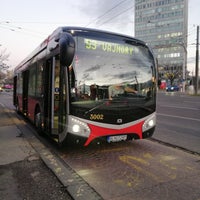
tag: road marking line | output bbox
[158,104,200,111]
[157,113,200,122]
[119,155,162,182]
[184,101,200,104]
[0,102,5,108]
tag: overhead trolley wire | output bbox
[0,21,46,38]
[97,4,135,27]
[85,0,130,27]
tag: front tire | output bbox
[34,111,43,135]
[15,99,21,114]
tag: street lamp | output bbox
[195,25,199,95]
[177,42,187,93]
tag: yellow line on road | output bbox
[119,155,163,182]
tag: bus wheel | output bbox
[16,104,20,113]
[15,100,20,114]
[34,112,43,135]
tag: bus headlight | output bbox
[69,117,90,137]
[142,114,156,132]
[72,124,80,133]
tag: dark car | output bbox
[166,85,179,92]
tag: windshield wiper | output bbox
[84,100,108,115]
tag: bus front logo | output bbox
[117,119,123,124]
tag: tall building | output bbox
[135,0,188,83]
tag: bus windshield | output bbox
[68,35,156,123]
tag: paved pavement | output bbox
[0,101,73,200]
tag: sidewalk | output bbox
[0,103,72,200]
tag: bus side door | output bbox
[43,58,53,134]
[22,70,29,115]
[43,56,61,135]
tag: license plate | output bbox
[107,135,127,143]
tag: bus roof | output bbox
[14,26,148,73]
[59,26,146,45]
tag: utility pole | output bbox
[195,25,199,95]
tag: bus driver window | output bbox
[108,84,137,100]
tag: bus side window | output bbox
[54,61,60,114]
[36,63,43,96]
[55,64,60,93]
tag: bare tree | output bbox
[164,70,182,85]
[0,48,10,84]
[0,48,10,70]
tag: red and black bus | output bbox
[13,27,157,146]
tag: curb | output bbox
[16,122,103,200]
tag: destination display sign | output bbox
[84,38,139,56]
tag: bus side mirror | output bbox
[56,32,75,66]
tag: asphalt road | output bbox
[154,91,200,154]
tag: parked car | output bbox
[166,85,179,92]
[159,80,167,90]
[3,84,13,92]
